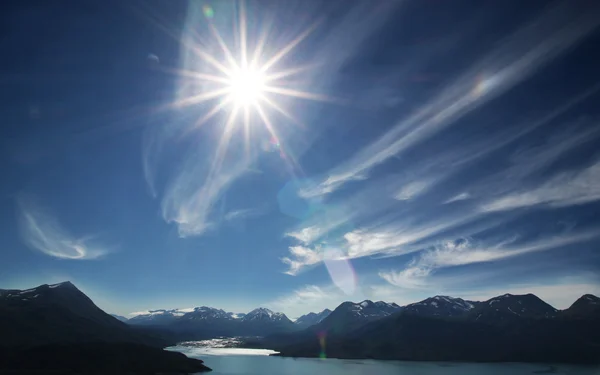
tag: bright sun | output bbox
[170,2,330,173]
[227,67,266,107]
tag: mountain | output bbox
[313,300,401,334]
[128,308,192,326]
[271,294,600,363]
[132,305,295,339]
[468,293,557,323]
[403,295,479,317]
[294,309,332,329]
[0,281,211,373]
[0,281,164,347]
[562,294,600,317]
[239,308,295,335]
[111,314,129,322]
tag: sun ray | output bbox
[194,97,233,129]
[264,65,317,82]
[254,103,303,176]
[189,44,234,77]
[250,19,272,69]
[263,86,333,102]
[261,20,322,72]
[208,24,240,74]
[243,105,251,159]
[260,94,305,129]
[211,105,241,175]
[172,87,231,108]
[161,67,232,85]
[239,0,248,69]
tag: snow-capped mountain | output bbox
[128,308,192,325]
[338,300,401,318]
[242,308,291,323]
[294,309,332,328]
[403,296,479,317]
[314,300,401,334]
[469,293,557,323]
[179,306,231,321]
[126,304,294,337]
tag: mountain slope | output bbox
[403,296,478,317]
[468,293,557,323]
[111,314,129,322]
[314,300,401,334]
[562,294,600,317]
[294,309,332,329]
[0,282,165,347]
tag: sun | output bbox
[169,1,330,172]
[226,66,266,107]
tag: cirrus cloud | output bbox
[17,195,109,260]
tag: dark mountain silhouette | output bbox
[312,300,401,335]
[0,282,211,373]
[294,309,332,329]
[467,293,557,323]
[265,294,600,364]
[561,294,600,317]
[110,314,129,322]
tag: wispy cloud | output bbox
[444,193,470,204]
[482,160,600,212]
[17,195,109,260]
[394,179,434,201]
[282,209,491,275]
[224,207,266,222]
[284,226,322,245]
[159,148,251,237]
[302,3,600,197]
[379,230,600,289]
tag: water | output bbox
[167,345,599,375]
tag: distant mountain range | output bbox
[124,300,401,339]
[2,280,599,365]
[266,293,600,363]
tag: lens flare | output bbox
[318,331,327,359]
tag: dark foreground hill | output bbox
[0,342,211,374]
[0,282,211,373]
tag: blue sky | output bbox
[1,0,600,318]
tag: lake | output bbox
[167,344,599,375]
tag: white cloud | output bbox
[301,4,600,196]
[17,196,109,260]
[380,230,600,289]
[224,208,265,222]
[394,180,433,200]
[285,226,321,245]
[282,209,490,275]
[161,156,250,237]
[444,192,470,204]
[482,160,600,212]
